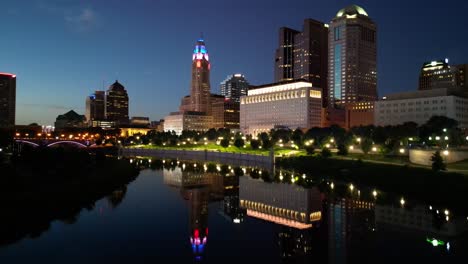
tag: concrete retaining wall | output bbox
[122,148,274,168]
[409,149,468,166]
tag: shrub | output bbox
[337,144,348,156]
[431,151,446,172]
[305,146,315,155]
[361,138,373,154]
[234,138,245,148]
[220,138,230,148]
[321,148,332,158]
[250,140,260,150]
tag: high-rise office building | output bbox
[220,74,249,102]
[0,73,16,127]
[418,59,456,90]
[328,5,377,107]
[180,38,212,114]
[275,28,299,82]
[85,90,105,124]
[454,64,468,89]
[274,19,328,106]
[418,59,468,91]
[105,80,129,125]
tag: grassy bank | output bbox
[131,143,306,156]
[277,155,468,213]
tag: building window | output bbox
[334,44,342,100]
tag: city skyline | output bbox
[1,0,467,125]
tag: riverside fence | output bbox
[121,148,275,168]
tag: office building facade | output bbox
[374,88,468,128]
[105,80,129,125]
[240,81,322,135]
[0,73,16,127]
[220,74,249,102]
[85,91,105,124]
[274,19,328,106]
[328,5,377,107]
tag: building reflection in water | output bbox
[239,176,323,262]
[157,160,468,263]
[163,165,241,261]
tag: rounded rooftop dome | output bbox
[109,80,125,91]
[336,4,368,18]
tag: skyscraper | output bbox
[418,59,468,91]
[418,59,455,90]
[328,5,377,107]
[85,90,105,124]
[180,38,212,114]
[0,73,16,128]
[220,74,249,102]
[274,19,329,106]
[275,28,299,82]
[105,80,129,125]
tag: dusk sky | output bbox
[1,0,467,125]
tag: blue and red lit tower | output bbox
[181,37,212,114]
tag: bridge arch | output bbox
[15,140,40,148]
[46,141,88,148]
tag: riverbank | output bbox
[0,148,140,246]
[277,155,468,213]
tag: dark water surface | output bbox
[1,159,467,263]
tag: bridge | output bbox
[14,139,96,148]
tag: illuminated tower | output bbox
[328,5,377,107]
[181,38,212,114]
[105,80,129,125]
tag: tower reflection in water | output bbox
[157,160,468,263]
[163,164,233,261]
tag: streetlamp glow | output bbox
[372,190,377,197]
[443,150,449,156]
[400,197,405,206]
[349,184,354,191]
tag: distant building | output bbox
[328,5,377,107]
[375,88,468,128]
[418,59,468,91]
[455,64,468,89]
[119,127,152,137]
[54,110,86,130]
[150,119,165,132]
[345,101,375,129]
[85,91,105,125]
[419,59,456,90]
[105,80,129,126]
[240,81,322,135]
[0,73,16,127]
[212,98,240,130]
[220,74,249,103]
[164,111,213,135]
[130,116,150,127]
[274,19,328,106]
[90,120,115,129]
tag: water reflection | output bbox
[1,157,468,263]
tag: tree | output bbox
[250,140,260,150]
[305,145,315,155]
[431,151,446,172]
[220,138,230,148]
[321,148,332,158]
[361,138,373,154]
[234,138,245,148]
[337,144,348,156]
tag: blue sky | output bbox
[1,0,467,125]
